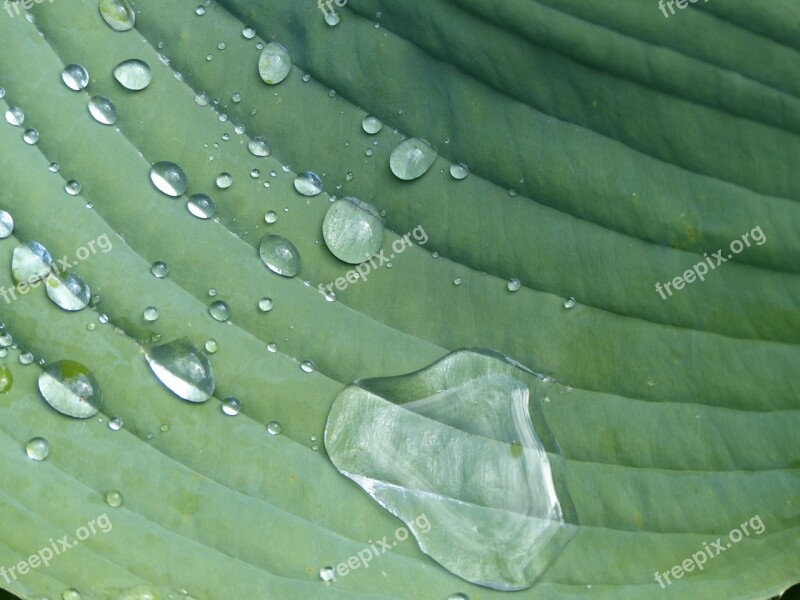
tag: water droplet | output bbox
[62,588,82,600]
[160,423,170,432]
[447,594,469,600]
[248,136,271,157]
[450,163,469,180]
[5,106,24,127]
[195,5,205,16]
[302,74,311,82]
[242,26,256,39]
[300,360,315,373]
[143,306,159,321]
[258,42,292,85]
[215,172,233,189]
[22,128,39,145]
[0,334,12,348]
[0,365,12,393]
[150,161,188,197]
[361,115,382,134]
[250,169,260,179]
[26,437,50,461]
[508,189,518,197]
[258,297,273,312]
[293,171,323,196]
[145,338,215,403]
[0,210,14,238]
[65,179,82,195]
[19,352,34,365]
[108,416,123,431]
[217,42,227,51]
[86,322,96,331]
[186,193,216,219]
[105,490,123,508]
[38,360,103,419]
[322,197,384,264]
[150,261,169,278]
[222,397,241,416]
[98,313,109,324]
[231,92,242,103]
[194,91,210,106]
[365,148,373,157]
[99,0,135,31]
[453,277,462,286]
[208,300,231,321]
[0,88,4,98]
[88,95,118,125]
[564,297,576,309]
[266,421,282,435]
[319,567,335,582]
[264,211,278,224]
[12,241,53,283]
[259,234,301,277]
[113,59,152,91]
[266,342,277,353]
[204,339,218,354]
[507,278,521,292]
[324,9,341,25]
[49,162,60,173]
[207,288,217,297]
[45,272,91,311]
[390,137,437,180]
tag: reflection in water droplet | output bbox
[0,210,14,238]
[143,306,159,322]
[507,278,521,292]
[150,261,168,278]
[187,193,216,219]
[5,106,24,127]
[450,163,469,180]
[38,360,103,419]
[258,297,273,312]
[65,180,82,196]
[300,360,315,373]
[12,241,53,283]
[222,397,241,416]
[88,96,118,125]
[26,437,50,461]
[22,128,39,145]
[322,198,384,264]
[293,171,323,196]
[61,64,90,91]
[150,162,188,197]
[362,115,382,134]
[564,297,576,309]
[215,172,233,189]
[145,338,215,403]
[258,42,291,85]
[45,272,91,311]
[259,234,301,277]
[105,490,123,507]
[108,416,123,431]
[99,0,135,31]
[113,59,152,91]
[208,300,231,322]
[390,138,437,180]
[266,421,282,435]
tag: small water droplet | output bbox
[143,306,159,321]
[508,189,518,197]
[88,95,118,125]
[258,297,273,312]
[300,360,315,373]
[5,106,24,127]
[322,198,384,264]
[38,360,103,418]
[195,5,206,15]
[248,135,271,157]
[26,437,50,461]
[242,26,256,39]
[105,490,123,508]
[453,277,462,286]
[264,211,278,224]
[194,91,210,106]
[267,342,278,353]
[259,234,301,277]
[250,169,260,179]
[113,59,152,91]
[564,297,576,309]
[160,423,170,432]
[49,162,60,173]
[19,351,34,365]
[45,272,91,311]
[145,338,215,403]
[100,0,135,31]
[186,193,216,219]
[0,210,14,238]
[150,261,169,278]
[12,241,53,283]
[222,397,241,416]
[98,313,109,324]
[21,127,39,145]
[431,251,439,259]
[0,365,12,393]
[216,172,233,189]
[302,74,311,82]
[258,42,292,85]
[208,300,231,321]
[266,421,282,435]
[108,416,123,431]
[204,339,218,354]
[390,138,437,180]
[319,567,335,582]
[217,42,227,51]
[328,89,336,98]
[65,179,82,195]
[450,163,469,180]
[345,171,354,182]
[507,278,521,292]
[86,322,96,331]
[62,588,82,600]
[150,161,188,197]
[362,115,382,134]
[293,171,323,196]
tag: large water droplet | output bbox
[12,241,53,283]
[564,297,576,309]
[259,234,301,277]
[145,338,215,403]
[22,128,39,145]
[242,26,256,39]
[62,64,89,91]
[361,115,382,134]
[186,193,216,219]
[150,162,188,197]
[507,278,521,292]
[88,96,118,125]
[38,360,103,419]
[322,198,384,264]
[143,306,159,321]
[26,437,50,461]
[0,210,14,238]
[5,106,24,127]
[293,171,323,196]
[208,300,231,322]
[248,136,271,157]
[390,138,437,180]
[108,416,124,431]
[258,42,291,85]
[99,0,135,31]
[300,360,315,373]
[45,272,91,311]
[450,163,469,180]
[324,349,576,591]
[215,172,233,189]
[264,211,277,224]
[258,297,273,312]
[113,59,152,91]
[65,180,82,196]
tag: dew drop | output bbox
[19,352,34,365]
[145,338,215,403]
[322,197,384,264]
[208,300,231,322]
[250,169,260,179]
[267,342,278,353]
[453,277,462,286]
[65,180,82,196]
[248,136,271,157]
[88,95,118,125]
[450,163,469,180]
[113,59,152,91]
[293,171,323,196]
[319,567,335,582]
[38,360,103,419]
[105,490,123,508]
[258,297,273,312]
[507,278,521,292]
[49,162,60,173]
[5,106,24,127]
[258,42,292,85]
[22,128,39,145]
[150,161,188,197]
[264,211,277,224]
[204,339,218,354]
[143,306,159,321]
[187,193,216,219]
[12,241,53,283]
[302,74,311,82]
[26,437,50,461]
[361,115,382,134]
[390,138,437,180]
[231,92,242,103]
[266,421,282,435]
[99,0,135,31]
[300,360,315,373]
[242,26,256,39]
[62,588,82,600]
[0,210,14,238]
[564,297,576,309]
[215,172,233,189]
[195,5,205,15]
[259,234,301,277]
[217,42,227,51]
[150,261,169,278]
[108,416,123,431]
[0,365,12,393]
[45,272,91,311]
[194,91,210,106]
[222,397,241,416]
